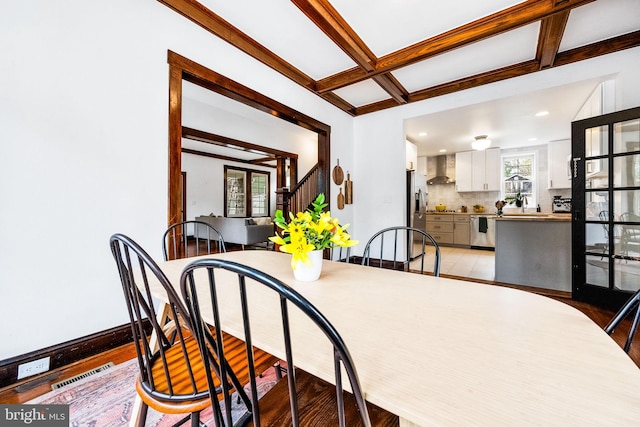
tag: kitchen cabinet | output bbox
[417,156,427,176]
[455,151,473,192]
[453,215,470,245]
[425,214,470,247]
[425,214,454,245]
[456,148,500,192]
[548,139,571,189]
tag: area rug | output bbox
[28,358,280,427]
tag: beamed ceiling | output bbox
[159,0,640,117]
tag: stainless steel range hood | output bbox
[427,154,456,185]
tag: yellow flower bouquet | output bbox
[269,193,358,269]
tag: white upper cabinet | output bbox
[483,148,501,191]
[417,156,427,176]
[457,148,500,192]
[548,139,572,189]
[455,151,473,192]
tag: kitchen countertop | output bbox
[425,211,492,215]
[497,213,571,222]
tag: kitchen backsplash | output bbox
[425,183,571,213]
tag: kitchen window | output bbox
[501,153,536,208]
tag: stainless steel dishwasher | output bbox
[469,215,496,250]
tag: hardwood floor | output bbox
[1,248,637,404]
[0,342,138,404]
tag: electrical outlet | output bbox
[17,356,50,380]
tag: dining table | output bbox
[147,249,640,427]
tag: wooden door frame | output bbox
[166,50,331,226]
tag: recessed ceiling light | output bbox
[529,137,537,141]
[418,132,428,136]
[439,149,447,153]
[535,111,549,117]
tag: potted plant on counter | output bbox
[506,192,527,208]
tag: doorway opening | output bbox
[166,50,331,226]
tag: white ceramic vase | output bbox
[293,249,323,282]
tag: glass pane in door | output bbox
[585,126,609,156]
[586,254,609,288]
[612,189,640,220]
[613,119,640,154]
[613,154,640,188]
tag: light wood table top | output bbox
[155,250,640,427]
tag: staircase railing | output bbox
[276,163,325,219]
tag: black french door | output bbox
[572,106,640,310]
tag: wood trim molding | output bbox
[167,50,332,227]
[0,322,148,389]
[182,127,298,160]
[182,148,277,168]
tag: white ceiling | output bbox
[404,77,606,157]
[174,0,640,159]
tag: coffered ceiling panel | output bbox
[329,0,525,57]
[392,23,541,93]
[198,0,357,79]
[559,0,640,51]
[332,78,392,107]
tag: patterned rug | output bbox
[28,358,279,427]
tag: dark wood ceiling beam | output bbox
[553,30,640,67]
[181,147,277,168]
[292,0,376,72]
[249,157,278,165]
[293,1,410,104]
[373,73,409,104]
[182,127,298,159]
[158,0,316,91]
[316,0,595,93]
[354,31,640,116]
[320,92,356,116]
[356,60,540,115]
[536,10,570,69]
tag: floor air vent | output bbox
[51,362,115,390]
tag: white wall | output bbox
[0,0,354,359]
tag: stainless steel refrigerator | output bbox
[407,170,427,229]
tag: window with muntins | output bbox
[224,166,271,218]
[502,153,536,209]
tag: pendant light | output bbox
[472,135,491,150]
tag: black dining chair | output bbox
[604,287,640,354]
[163,220,226,261]
[361,226,441,276]
[329,245,352,263]
[110,234,278,427]
[180,258,399,427]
